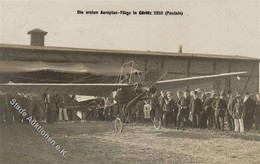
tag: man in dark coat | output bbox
[28,93,46,123]
[45,94,58,123]
[202,92,215,128]
[176,90,184,129]
[243,92,256,131]
[66,95,77,121]
[0,92,11,123]
[0,92,5,122]
[158,91,166,113]
[10,93,22,122]
[183,90,191,127]
[20,93,30,123]
[176,90,191,129]
[233,95,246,132]
[189,91,203,128]
[135,100,145,122]
[212,92,227,131]
[163,92,175,128]
[151,91,162,122]
[172,95,178,127]
[158,91,166,125]
[4,93,13,123]
[201,92,207,104]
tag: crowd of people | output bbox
[0,93,119,124]
[0,89,260,133]
[0,93,77,124]
[142,89,260,132]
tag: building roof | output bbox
[27,28,48,35]
[0,43,259,62]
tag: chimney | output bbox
[27,28,47,46]
[179,45,183,53]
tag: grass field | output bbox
[0,121,260,164]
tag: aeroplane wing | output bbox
[64,98,104,109]
[0,71,246,96]
[155,72,246,90]
[0,83,132,97]
[0,60,140,76]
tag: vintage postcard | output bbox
[0,0,259,163]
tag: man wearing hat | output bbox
[178,90,191,128]
[45,94,58,123]
[158,91,166,119]
[243,92,256,131]
[28,93,46,123]
[195,88,202,94]
[202,92,216,128]
[176,90,184,129]
[11,92,22,122]
[200,92,211,128]
[0,91,5,122]
[189,91,203,128]
[227,90,236,131]
[0,91,11,123]
[212,91,227,131]
[201,92,207,104]
[163,91,176,128]
[221,90,232,131]
[233,94,245,132]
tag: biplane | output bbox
[0,60,246,132]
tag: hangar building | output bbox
[0,28,259,95]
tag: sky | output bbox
[0,0,259,79]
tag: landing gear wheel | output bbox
[153,117,162,130]
[115,118,123,133]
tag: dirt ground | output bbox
[0,121,260,164]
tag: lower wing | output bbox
[155,72,246,90]
[0,83,132,97]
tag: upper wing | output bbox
[155,72,246,90]
[0,60,140,76]
[0,83,132,97]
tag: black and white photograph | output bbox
[0,0,259,163]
